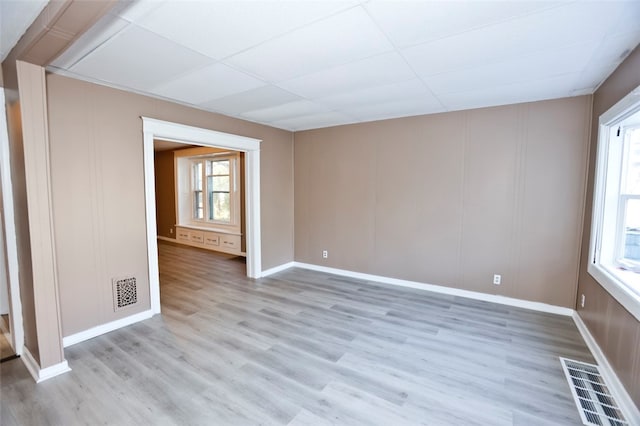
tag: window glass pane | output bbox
[193,162,203,191]
[194,191,203,219]
[211,192,230,222]
[210,160,229,176]
[622,129,640,195]
[623,198,640,262]
[212,176,229,192]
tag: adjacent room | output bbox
[1,1,639,425]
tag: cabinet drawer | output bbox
[204,232,219,246]
[220,234,241,250]
[176,229,190,241]
[189,231,204,244]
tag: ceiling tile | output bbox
[575,30,640,90]
[114,0,161,23]
[51,15,130,69]
[278,51,415,99]
[426,43,596,96]
[438,73,579,111]
[46,0,640,130]
[242,100,330,123]
[605,2,640,39]
[151,63,265,105]
[343,98,445,122]
[225,6,393,82]
[1,0,48,61]
[317,78,435,109]
[70,25,213,91]
[365,0,559,48]
[271,112,356,131]
[402,1,623,77]
[200,85,302,115]
[130,0,356,60]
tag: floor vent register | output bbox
[560,357,628,426]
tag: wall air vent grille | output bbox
[560,357,628,426]
[112,276,137,311]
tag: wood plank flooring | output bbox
[0,330,13,359]
[0,241,593,425]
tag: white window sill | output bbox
[588,262,640,321]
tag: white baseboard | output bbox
[261,261,296,278]
[573,312,640,424]
[22,346,71,383]
[291,262,574,316]
[157,235,175,242]
[63,309,154,348]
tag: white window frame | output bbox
[589,83,640,322]
[190,153,239,227]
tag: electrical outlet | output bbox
[581,294,585,308]
[322,250,328,259]
[170,228,173,234]
[493,274,501,285]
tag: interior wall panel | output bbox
[295,96,591,309]
[47,74,294,337]
[576,46,640,409]
[154,150,176,240]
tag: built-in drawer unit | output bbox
[189,231,204,244]
[176,229,190,242]
[174,225,242,256]
[204,232,220,246]
[220,234,241,251]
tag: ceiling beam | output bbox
[2,0,116,91]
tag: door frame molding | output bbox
[141,117,262,314]
[0,89,24,356]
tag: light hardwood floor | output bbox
[0,241,592,425]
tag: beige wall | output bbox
[16,61,65,367]
[0,0,115,367]
[47,74,294,337]
[295,96,591,308]
[154,150,176,239]
[576,46,640,409]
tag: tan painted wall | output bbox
[0,0,115,365]
[154,150,176,239]
[46,74,294,337]
[16,61,64,368]
[295,96,591,308]
[576,46,640,409]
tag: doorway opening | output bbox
[142,118,262,314]
[0,89,23,360]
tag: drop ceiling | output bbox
[48,0,640,131]
[0,0,49,61]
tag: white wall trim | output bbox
[142,117,262,315]
[62,309,154,348]
[290,262,574,316]
[588,83,640,322]
[21,346,71,383]
[245,150,262,278]
[157,236,175,243]
[261,261,296,278]
[573,312,640,424]
[0,90,24,356]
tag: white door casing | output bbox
[141,117,262,314]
